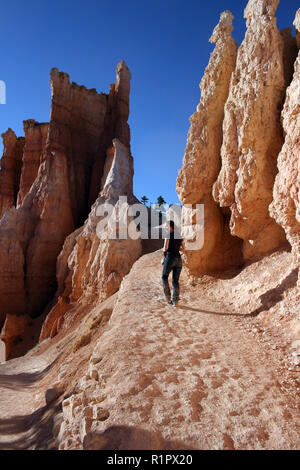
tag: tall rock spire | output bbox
[213,0,297,261]
[0,129,24,219]
[0,61,140,359]
[270,10,300,269]
[176,11,243,275]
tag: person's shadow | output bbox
[178,267,299,318]
[249,267,299,316]
[177,304,252,317]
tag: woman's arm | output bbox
[164,238,169,254]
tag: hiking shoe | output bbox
[172,300,179,307]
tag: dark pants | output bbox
[162,253,183,302]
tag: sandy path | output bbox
[0,350,61,449]
[87,251,300,450]
[1,250,300,450]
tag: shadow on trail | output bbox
[177,304,253,317]
[249,267,299,317]
[0,356,61,391]
[178,267,299,319]
[0,400,61,450]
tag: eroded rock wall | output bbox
[270,10,300,268]
[40,139,142,341]
[47,68,108,227]
[0,146,74,327]
[0,61,139,359]
[213,0,297,261]
[176,11,243,275]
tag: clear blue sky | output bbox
[0,0,298,206]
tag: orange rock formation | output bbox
[176,11,243,275]
[0,61,141,359]
[213,0,297,262]
[270,10,300,270]
[0,129,24,219]
[178,0,299,277]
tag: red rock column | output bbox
[40,138,142,341]
[17,120,49,205]
[0,129,24,218]
[0,62,139,357]
[114,60,131,149]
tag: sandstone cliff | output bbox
[176,11,243,275]
[212,0,297,262]
[174,0,300,383]
[270,10,300,270]
[0,61,141,359]
[177,0,298,277]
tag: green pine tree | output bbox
[141,196,149,206]
[156,196,166,208]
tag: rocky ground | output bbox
[0,249,299,450]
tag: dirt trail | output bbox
[0,349,61,449]
[1,250,300,450]
[86,251,300,450]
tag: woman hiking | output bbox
[162,220,184,307]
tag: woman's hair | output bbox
[167,220,175,230]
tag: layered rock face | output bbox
[270,10,300,267]
[0,129,24,218]
[0,61,141,359]
[178,0,299,276]
[177,11,243,274]
[0,141,74,330]
[213,0,297,261]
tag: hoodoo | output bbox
[177,11,243,276]
[270,10,300,273]
[0,61,141,359]
[213,0,297,261]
